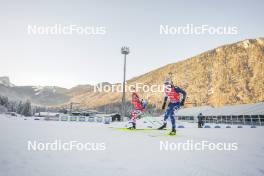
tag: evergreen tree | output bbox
[21,100,32,116]
[17,101,23,114]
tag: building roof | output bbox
[177,106,212,116]
[177,102,264,116]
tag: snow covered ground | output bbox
[0,115,264,176]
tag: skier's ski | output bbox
[109,127,160,131]
[148,131,178,137]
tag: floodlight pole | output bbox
[121,46,130,121]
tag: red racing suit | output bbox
[131,92,144,123]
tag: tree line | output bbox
[0,95,31,116]
[0,95,67,117]
[0,95,47,116]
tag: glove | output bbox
[162,102,166,110]
[180,101,185,106]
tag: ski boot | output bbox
[127,122,136,130]
[169,128,176,135]
[158,123,167,130]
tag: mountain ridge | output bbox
[1,37,263,108]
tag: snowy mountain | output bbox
[0,78,70,106]
[0,76,15,87]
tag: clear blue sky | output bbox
[0,0,263,88]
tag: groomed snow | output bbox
[0,115,263,176]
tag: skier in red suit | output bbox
[128,90,146,129]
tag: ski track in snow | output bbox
[0,116,263,176]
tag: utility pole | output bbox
[121,46,130,121]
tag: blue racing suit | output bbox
[164,102,181,129]
[163,85,186,129]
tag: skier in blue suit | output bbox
[158,78,187,135]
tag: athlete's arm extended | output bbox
[162,95,168,110]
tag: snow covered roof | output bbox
[177,106,212,116]
[177,102,264,116]
[34,112,60,117]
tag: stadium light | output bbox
[121,46,130,120]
